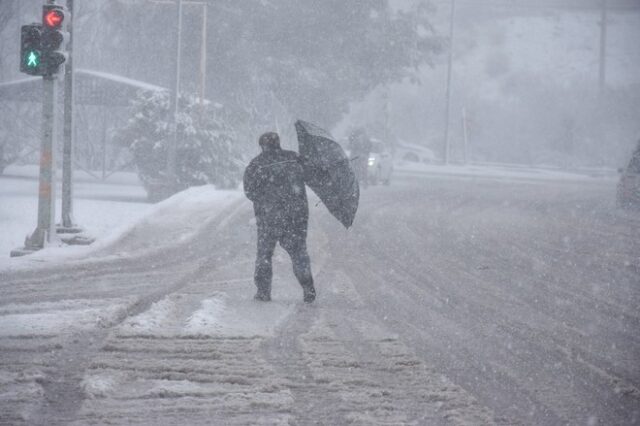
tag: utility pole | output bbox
[383,88,390,144]
[598,0,608,93]
[199,2,208,111]
[151,0,211,195]
[60,0,75,229]
[443,0,456,164]
[150,0,208,118]
[462,107,469,164]
[166,0,183,192]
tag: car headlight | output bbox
[368,157,375,166]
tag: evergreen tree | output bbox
[116,90,242,201]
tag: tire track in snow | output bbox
[259,204,496,425]
[12,200,253,425]
[337,180,640,425]
[392,190,640,423]
[350,203,583,424]
[262,304,350,425]
[0,197,245,282]
[321,267,500,425]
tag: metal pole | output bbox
[384,88,389,143]
[598,0,607,93]
[11,0,60,256]
[61,0,75,228]
[443,0,456,164]
[26,76,58,249]
[462,107,469,164]
[101,116,107,180]
[166,0,183,189]
[16,0,22,38]
[199,3,207,109]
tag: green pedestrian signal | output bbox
[26,50,40,68]
[20,24,44,76]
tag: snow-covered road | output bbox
[1,176,638,425]
[327,178,640,425]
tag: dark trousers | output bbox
[254,224,313,294]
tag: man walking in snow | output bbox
[243,132,316,303]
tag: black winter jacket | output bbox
[243,147,309,230]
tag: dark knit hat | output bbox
[258,132,280,150]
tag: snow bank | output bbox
[86,184,242,259]
[0,167,242,271]
[394,160,616,183]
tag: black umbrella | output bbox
[295,120,359,228]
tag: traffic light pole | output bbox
[21,76,59,252]
[166,0,183,193]
[12,0,87,256]
[61,0,75,229]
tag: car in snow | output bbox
[616,140,640,209]
[394,141,438,164]
[367,139,393,185]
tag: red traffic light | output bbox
[44,9,64,29]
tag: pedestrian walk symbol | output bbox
[26,51,40,68]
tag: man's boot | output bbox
[254,287,271,302]
[302,285,316,303]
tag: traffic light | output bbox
[41,4,68,76]
[20,24,44,76]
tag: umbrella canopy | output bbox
[295,120,359,228]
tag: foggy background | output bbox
[1,0,639,173]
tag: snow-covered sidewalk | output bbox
[0,165,242,271]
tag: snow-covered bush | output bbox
[115,90,242,201]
